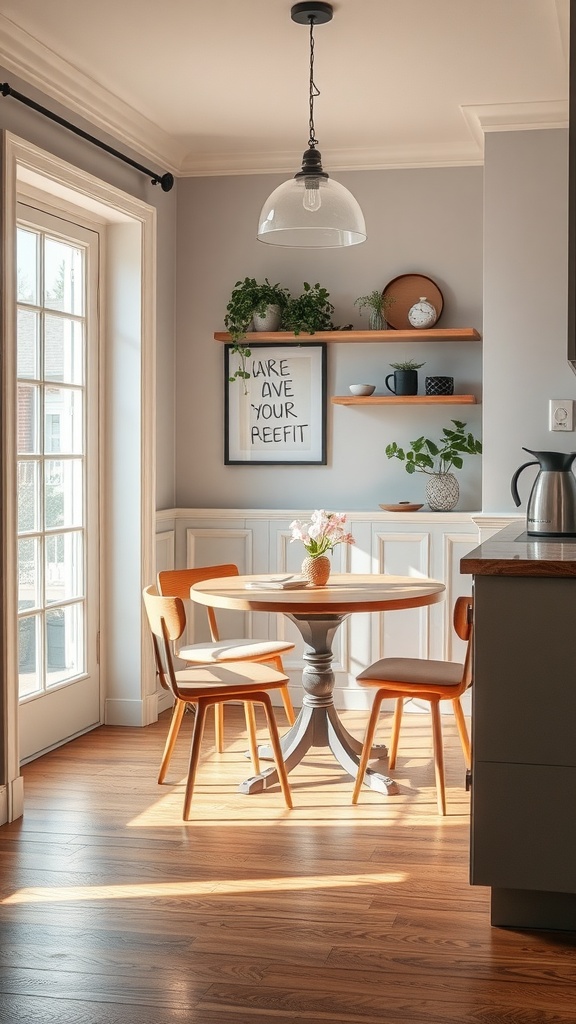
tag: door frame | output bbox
[1,132,158,823]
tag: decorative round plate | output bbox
[380,503,424,512]
[382,274,444,330]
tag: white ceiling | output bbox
[0,0,569,178]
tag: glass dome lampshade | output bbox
[256,2,366,249]
[257,161,366,248]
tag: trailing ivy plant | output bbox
[224,277,290,391]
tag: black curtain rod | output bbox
[1,81,174,192]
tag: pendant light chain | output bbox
[256,2,366,247]
[308,17,320,149]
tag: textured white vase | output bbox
[426,472,459,511]
[253,304,282,332]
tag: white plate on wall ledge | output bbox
[380,503,424,512]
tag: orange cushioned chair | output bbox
[143,586,293,818]
[157,566,296,755]
[352,596,473,815]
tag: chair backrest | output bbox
[453,595,474,693]
[143,585,187,697]
[157,565,240,641]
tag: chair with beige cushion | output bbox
[143,586,293,818]
[157,565,296,756]
[352,596,473,815]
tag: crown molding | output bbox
[0,13,567,181]
[461,100,568,152]
[177,140,484,177]
[0,14,184,174]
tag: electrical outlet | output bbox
[549,399,574,431]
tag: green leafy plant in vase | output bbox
[354,289,395,330]
[224,277,290,391]
[385,420,482,510]
[281,282,334,336]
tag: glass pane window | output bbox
[17,384,40,454]
[17,215,89,700]
[46,603,84,688]
[44,237,84,316]
[17,460,39,533]
[16,227,39,305]
[45,459,83,529]
[18,536,41,611]
[19,614,41,698]
[17,308,40,379]
[45,531,84,604]
[44,387,83,454]
[44,314,84,384]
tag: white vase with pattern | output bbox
[426,472,459,511]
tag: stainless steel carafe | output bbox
[511,448,576,536]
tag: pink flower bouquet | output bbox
[289,510,355,558]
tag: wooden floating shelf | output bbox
[332,395,478,406]
[214,328,481,343]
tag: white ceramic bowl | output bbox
[349,384,376,396]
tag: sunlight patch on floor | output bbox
[2,869,409,905]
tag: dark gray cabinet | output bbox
[470,574,576,928]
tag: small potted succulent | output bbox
[354,289,395,330]
[385,358,426,396]
[385,420,482,510]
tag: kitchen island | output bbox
[461,521,576,929]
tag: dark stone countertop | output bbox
[461,521,576,576]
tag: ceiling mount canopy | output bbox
[257,2,366,248]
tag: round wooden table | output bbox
[190,573,446,796]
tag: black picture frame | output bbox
[224,342,327,465]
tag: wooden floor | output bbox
[1,705,575,1024]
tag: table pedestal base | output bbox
[238,698,398,795]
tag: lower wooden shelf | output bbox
[331,394,477,406]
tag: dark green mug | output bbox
[385,369,418,396]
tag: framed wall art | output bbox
[224,342,327,465]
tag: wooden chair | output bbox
[143,586,293,818]
[352,596,473,815]
[157,566,296,754]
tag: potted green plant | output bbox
[281,282,334,335]
[385,358,426,396]
[385,420,482,510]
[224,277,290,390]
[354,289,394,330]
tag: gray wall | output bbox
[175,166,484,510]
[483,128,571,512]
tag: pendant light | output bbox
[257,2,366,248]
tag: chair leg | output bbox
[388,698,404,770]
[280,684,296,725]
[352,691,385,804]
[158,699,187,784]
[258,693,293,809]
[452,698,471,768]
[183,700,208,820]
[243,701,260,774]
[430,701,447,816]
[268,657,296,725]
[214,703,225,753]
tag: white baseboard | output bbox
[104,693,159,727]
